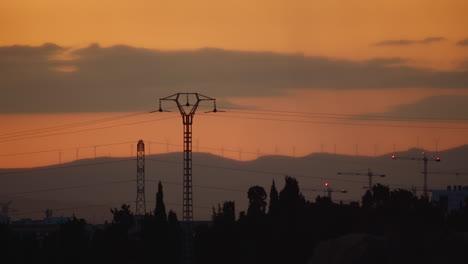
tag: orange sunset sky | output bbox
[1,0,468,168]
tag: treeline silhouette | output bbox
[2,176,468,264]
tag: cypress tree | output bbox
[155,181,167,223]
[268,179,279,215]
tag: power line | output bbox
[0,144,421,196]
[0,160,362,201]
[0,136,416,165]
[156,179,342,196]
[0,138,393,172]
[13,199,215,218]
[4,180,222,218]
[147,179,247,194]
[146,157,368,184]
[218,105,468,123]
[0,150,449,202]
[18,180,414,219]
[1,179,135,198]
[146,140,387,164]
[149,140,265,156]
[0,116,178,143]
[0,169,356,200]
[0,158,135,177]
[227,109,468,126]
[0,112,150,140]
[0,140,139,157]
[199,113,468,130]
[13,200,137,216]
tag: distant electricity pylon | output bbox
[392,151,441,197]
[337,168,386,190]
[135,140,146,216]
[158,93,221,264]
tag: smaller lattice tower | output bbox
[136,140,146,215]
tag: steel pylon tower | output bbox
[136,140,146,216]
[159,93,219,264]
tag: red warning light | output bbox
[391,155,396,159]
[435,157,441,162]
[324,182,329,187]
[421,152,425,155]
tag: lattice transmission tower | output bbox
[136,139,146,216]
[158,93,220,264]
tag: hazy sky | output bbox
[1,0,468,168]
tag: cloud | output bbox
[0,43,64,60]
[0,43,468,113]
[368,95,468,120]
[457,38,468,46]
[374,37,446,46]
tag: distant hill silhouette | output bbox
[2,145,468,222]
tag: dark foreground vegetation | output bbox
[2,177,468,264]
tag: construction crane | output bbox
[392,151,441,198]
[427,171,468,177]
[303,182,348,200]
[324,182,347,200]
[337,168,386,190]
[426,171,468,189]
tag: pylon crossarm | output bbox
[196,93,216,101]
[160,93,180,101]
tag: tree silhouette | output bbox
[361,184,390,208]
[197,201,239,264]
[155,181,167,224]
[141,183,180,264]
[268,179,279,216]
[59,215,87,242]
[167,210,182,264]
[6,173,468,264]
[278,176,305,213]
[389,189,415,208]
[371,184,390,207]
[361,189,374,208]
[247,186,267,218]
[58,215,88,263]
[168,210,179,225]
[110,204,133,230]
[212,201,236,224]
